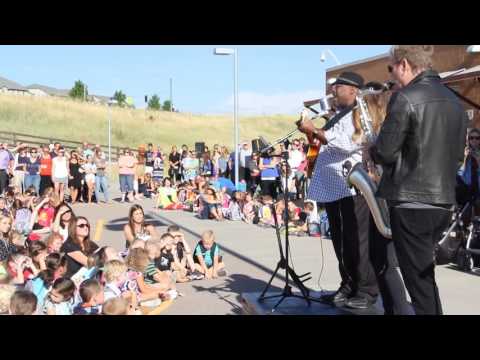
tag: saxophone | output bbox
[345,86,392,239]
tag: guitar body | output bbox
[306,143,319,178]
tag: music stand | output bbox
[257,142,312,312]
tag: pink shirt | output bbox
[118,155,137,175]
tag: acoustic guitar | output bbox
[298,109,328,178]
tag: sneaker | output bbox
[166,289,178,300]
[217,269,228,277]
[189,270,205,280]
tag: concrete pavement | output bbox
[71,191,480,315]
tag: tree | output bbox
[113,90,127,106]
[148,94,161,110]
[162,100,172,111]
[69,80,88,100]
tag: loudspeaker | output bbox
[195,142,205,154]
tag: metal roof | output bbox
[26,83,70,96]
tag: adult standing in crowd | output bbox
[13,146,28,194]
[24,147,41,196]
[118,149,136,203]
[145,143,155,175]
[0,143,14,195]
[68,151,82,204]
[259,151,279,199]
[39,145,54,196]
[168,145,181,183]
[94,147,109,204]
[370,45,468,315]
[239,141,252,184]
[51,147,69,203]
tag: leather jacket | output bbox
[370,70,468,205]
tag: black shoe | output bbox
[345,296,375,310]
[319,288,349,305]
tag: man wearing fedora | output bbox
[298,71,379,310]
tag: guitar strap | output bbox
[322,104,355,131]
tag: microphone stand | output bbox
[258,142,312,312]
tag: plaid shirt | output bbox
[307,110,362,203]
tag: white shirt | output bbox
[52,156,69,178]
[288,149,304,170]
[239,148,252,168]
[307,110,362,203]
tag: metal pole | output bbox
[108,105,112,167]
[170,78,173,112]
[234,49,239,188]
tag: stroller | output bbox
[436,195,480,272]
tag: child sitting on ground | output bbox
[125,248,176,301]
[9,290,37,315]
[224,191,243,221]
[45,232,64,254]
[167,225,203,280]
[73,278,104,315]
[151,235,190,283]
[43,277,76,315]
[242,192,256,224]
[299,201,321,237]
[102,297,136,315]
[258,195,276,227]
[193,230,227,279]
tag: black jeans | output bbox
[390,205,451,315]
[260,180,277,200]
[39,175,53,196]
[369,215,411,315]
[0,170,9,194]
[324,195,378,300]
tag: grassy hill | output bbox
[0,94,303,150]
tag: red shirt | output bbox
[40,156,52,176]
[37,206,55,228]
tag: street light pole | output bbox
[320,49,341,66]
[233,49,239,189]
[214,47,240,188]
[170,78,173,112]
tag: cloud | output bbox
[217,89,325,115]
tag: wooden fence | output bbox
[0,130,139,162]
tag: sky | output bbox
[0,45,390,115]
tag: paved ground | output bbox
[72,190,480,315]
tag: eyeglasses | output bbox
[77,223,90,229]
[469,136,480,140]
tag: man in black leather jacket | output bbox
[370,45,468,315]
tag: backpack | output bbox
[15,208,32,235]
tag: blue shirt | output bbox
[213,177,236,193]
[260,158,279,179]
[194,242,219,268]
[459,157,479,188]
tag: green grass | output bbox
[0,94,304,151]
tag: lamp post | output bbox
[107,99,118,168]
[214,47,239,188]
[467,45,480,53]
[320,49,341,65]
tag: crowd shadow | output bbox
[191,273,284,315]
[104,215,167,232]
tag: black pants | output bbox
[0,170,9,195]
[260,180,277,200]
[324,195,378,300]
[390,205,451,315]
[39,175,53,196]
[369,215,411,315]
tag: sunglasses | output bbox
[77,223,90,229]
[469,136,480,140]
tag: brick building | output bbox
[325,45,480,127]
